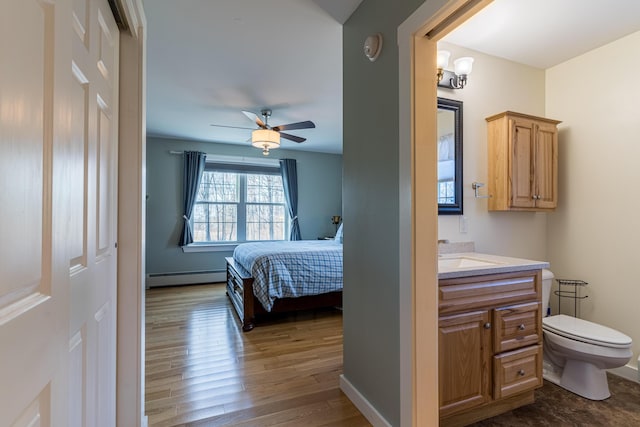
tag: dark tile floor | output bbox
[471,374,640,426]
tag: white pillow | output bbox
[335,223,343,243]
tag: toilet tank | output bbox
[542,269,554,316]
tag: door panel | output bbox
[439,310,491,418]
[0,0,119,425]
[72,0,89,47]
[534,122,558,209]
[509,119,535,208]
[11,387,51,427]
[97,97,114,255]
[68,330,85,427]
[69,64,89,271]
[0,0,48,313]
[0,0,70,424]
[69,0,119,425]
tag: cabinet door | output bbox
[534,121,558,209]
[439,310,492,417]
[509,118,536,208]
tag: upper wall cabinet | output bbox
[486,112,562,211]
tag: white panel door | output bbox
[0,0,119,425]
[69,0,120,425]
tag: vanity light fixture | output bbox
[437,50,474,89]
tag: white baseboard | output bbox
[145,271,226,288]
[339,375,392,427]
[609,361,639,383]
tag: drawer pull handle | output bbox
[484,322,491,329]
[518,369,525,376]
[518,324,526,331]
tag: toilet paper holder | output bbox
[472,182,491,199]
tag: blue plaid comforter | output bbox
[232,240,343,312]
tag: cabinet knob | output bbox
[518,369,526,376]
[484,322,491,329]
[518,324,526,331]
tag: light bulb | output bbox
[453,57,474,76]
[437,50,451,69]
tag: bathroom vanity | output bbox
[438,253,549,426]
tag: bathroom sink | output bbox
[437,252,549,279]
[438,256,503,270]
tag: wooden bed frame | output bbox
[225,257,342,331]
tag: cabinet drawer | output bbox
[439,270,540,314]
[493,344,542,399]
[227,265,244,296]
[493,302,541,353]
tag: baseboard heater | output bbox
[146,269,226,288]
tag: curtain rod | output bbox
[168,151,281,166]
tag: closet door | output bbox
[69,0,120,424]
[0,0,120,425]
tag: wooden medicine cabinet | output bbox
[486,111,561,211]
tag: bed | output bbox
[225,238,343,331]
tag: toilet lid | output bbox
[543,314,632,348]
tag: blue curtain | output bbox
[179,151,206,246]
[280,158,301,240]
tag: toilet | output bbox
[541,269,633,400]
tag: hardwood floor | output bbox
[145,283,370,426]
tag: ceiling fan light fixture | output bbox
[251,129,280,155]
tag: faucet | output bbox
[438,239,450,244]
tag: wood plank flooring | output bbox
[145,283,370,426]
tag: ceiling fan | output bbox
[211,109,315,155]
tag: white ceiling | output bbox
[442,0,640,69]
[145,0,640,155]
[144,0,358,154]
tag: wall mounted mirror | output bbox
[437,97,463,215]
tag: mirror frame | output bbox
[437,97,463,215]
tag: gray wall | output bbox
[146,136,342,276]
[343,0,423,425]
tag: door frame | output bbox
[113,0,495,424]
[114,1,147,425]
[398,1,492,425]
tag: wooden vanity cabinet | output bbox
[486,112,561,211]
[439,270,543,426]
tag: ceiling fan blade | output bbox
[279,132,306,143]
[272,120,315,132]
[242,110,266,128]
[210,124,254,130]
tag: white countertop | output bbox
[438,252,549,280]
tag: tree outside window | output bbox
[192,167,286,243]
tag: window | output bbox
[192,162,287,243]
[438,181,455,205]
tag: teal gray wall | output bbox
[343,0,423,425]
[146,136,342,276]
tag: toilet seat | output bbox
[542,314,632,349]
